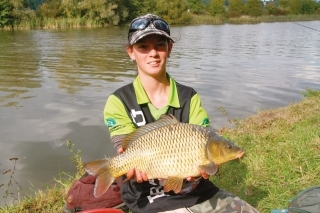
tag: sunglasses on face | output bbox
[129,18,170,35]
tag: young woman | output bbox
[104,14,259,213]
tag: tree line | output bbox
[0,0,319,29]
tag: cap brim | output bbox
[129,29,174,45]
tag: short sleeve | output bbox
[103,94,136,137]
[189,93,210,127]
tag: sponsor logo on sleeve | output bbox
[109,125,125,133]
[202,118,210,126]
[106,118,116,127]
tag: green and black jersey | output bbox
[104,74,210,137]
[103,74,218,213]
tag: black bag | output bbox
[271,186,320,213]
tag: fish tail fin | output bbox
[84,159,115,198]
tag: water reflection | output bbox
[29,28,137,95]
[0,27,138,108]
[0,31,42,107]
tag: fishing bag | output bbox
[271,185,320,213]
[63,173,125,212]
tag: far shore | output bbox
[1,14,320,31]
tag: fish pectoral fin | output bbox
[84,159,114,198]
[198,162,219,175]
[95,172,115,198]
[163,177,184,194]
[84,159,110,176]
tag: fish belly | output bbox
[110,123,209,179]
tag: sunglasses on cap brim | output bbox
[129,18,170,35]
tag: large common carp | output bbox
[84,114,244,198]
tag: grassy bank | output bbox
[1,89,319,213]
[213,89,320,212]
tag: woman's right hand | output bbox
[118,146,149,183]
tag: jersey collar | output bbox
[133,74,180,108]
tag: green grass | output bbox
[213,88,320,212]
[1,89,319,213]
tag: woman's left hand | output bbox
[126,168,149,183]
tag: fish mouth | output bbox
[237,151,245,159]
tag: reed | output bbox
[189,14,227,24]
[228,14,320,24]
[7,17,109,30]
[189,14,320,25]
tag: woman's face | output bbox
[127,34,172,77]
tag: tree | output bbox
[265,2,277,15]
[187,0,204,14]
[154,0,192,24]
[289,0,303,14]
[209,0,225,15]
[228,0,245,16]
[301,0,318,14]
[0,0,14,28]
[59,0,81,18]
[278,0,289,8]
[278,0,290,14]
[6,0,31,28]
[38,0,61,18]
[78,0,129,25]
[125,0,158,18]
[121,0,143,19]
[245,0,262,16]
[26,0,45,10]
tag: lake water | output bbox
[0,21,319,205]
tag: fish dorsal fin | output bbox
[122,114,179,149]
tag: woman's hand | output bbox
[117,146,125,154]
[118,146,149,183]
[127,168,148,183]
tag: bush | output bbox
[227,10,242,17]
[0,0,14,28]
[265,2,277,15]
[245,0,263,16]
[38,0,62,18]
[209,0,226,16]
[228,0,245,15]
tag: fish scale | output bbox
[114,123,205,178]
[84,114,244,197]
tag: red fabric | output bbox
[65,174,123,211]
[79,209,124,213]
